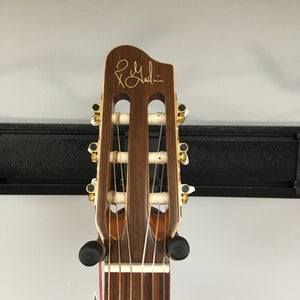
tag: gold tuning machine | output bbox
[91,103,101,126]
[180,184,195,204]
[86,180,97,204]
[177,103,187,124]
[179,143,189,164]
[88,142,99,162]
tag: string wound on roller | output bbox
[110,112,166,125]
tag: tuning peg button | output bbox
[79,239,106,267]
[91,103,101,126]
[168,236,190,260]
[177,103,187,124]
[88,142,99,162]
[92,103,100,111]
[86,180,97,204]
[179,143,189,164]
[180,184,195,204]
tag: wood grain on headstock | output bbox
[95,45,181,300]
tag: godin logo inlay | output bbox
[114,59,164,88]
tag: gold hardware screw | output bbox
[88,193,95,203]
[86,183,96,204]
[179,143,188,163]
[177,103,186,124]
[91,152,98,162]
[181,193,188,204]
[181,184,190,204]
[92,103,101,124]
[89,143,98,163]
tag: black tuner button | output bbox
[90,143,98,151]
[79,240,106,267]
[92,103,100,111]
[180,143,188,151]
[86,183,95,193]
[181,184,189,193]
[167,236,190,261]
[178,104,186,112]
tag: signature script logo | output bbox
[114,59,164,88]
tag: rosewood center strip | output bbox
[105,272,170,300]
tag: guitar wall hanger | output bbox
[1,123,300,199]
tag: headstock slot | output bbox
[148,97,169,241]
[110,96,130,193]
[105,96,130,241]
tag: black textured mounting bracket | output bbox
[0,123,299,198]
[293,133,300,195]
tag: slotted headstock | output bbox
[80,46,194,300]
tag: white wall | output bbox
[1,0,300,299]
[1,196,300,300]
[1,0,300,125]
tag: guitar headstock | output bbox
[79,45,194,299]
